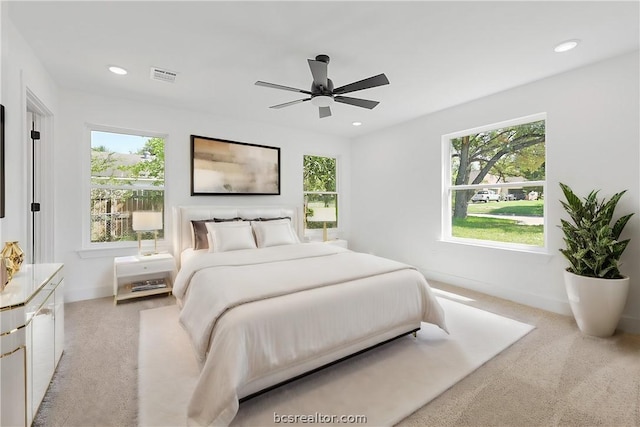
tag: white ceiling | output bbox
[7,1,639,138]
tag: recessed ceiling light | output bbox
[554,40,580,53]
[108,66,128,75]
[352,122,362,127]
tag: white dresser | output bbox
[0,263,64,427]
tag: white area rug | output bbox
[139,296,534,426]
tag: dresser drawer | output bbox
[1,308,26,355]
[0,305,25,333]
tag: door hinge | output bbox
[31,203,41,212]
[31,130,41,140]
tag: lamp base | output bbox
[137,231,158,256]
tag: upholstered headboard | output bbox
[172,205,300,259]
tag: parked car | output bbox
[471,190,500,203]
[503,190,527,201]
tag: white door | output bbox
[26,96,54,264]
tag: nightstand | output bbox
[113,253,176,304]
[325,239,348,249]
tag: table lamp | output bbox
[132,211,163,255]
[308,207,336,242]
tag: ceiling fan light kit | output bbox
[311,95,333,107]
[256,54,389,118]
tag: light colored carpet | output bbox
[139,296,534,426]
[33,283,640,427]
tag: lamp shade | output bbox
[132,211,163,231]
[308,207,336,223]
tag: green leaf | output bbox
[558,183,632,279]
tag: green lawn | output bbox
[467,200,543,216]
[454,200,544,246]
[452,216,544,246]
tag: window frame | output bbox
[441,113,548,252]
[302,153,340,240]
[83,124,167,252]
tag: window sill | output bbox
[77,241,171,259]
[438,238,553,260]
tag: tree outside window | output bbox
[90,131,165,243]
[303,155,338,233]
[445,115,546,247]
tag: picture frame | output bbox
[190,135,280,196]
[0,104,5,218]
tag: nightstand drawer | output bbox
[115,256,175,277]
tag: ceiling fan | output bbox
[255,54,389,118]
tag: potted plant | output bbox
[559,183,634,337]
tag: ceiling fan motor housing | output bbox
[311,78,334,96]
[315,54,330,64]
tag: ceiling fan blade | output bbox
[319,106,332,118]
[332,74,389,95]
[269,98,311,109]
[308,59,328,89]
[334,96,379,109]
[255,81,312,95]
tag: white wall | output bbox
[56,90,352,301]
[350,51,640,333]
[1,2,3,101]
[0,14,59,255]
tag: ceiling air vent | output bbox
[150,67,177,83]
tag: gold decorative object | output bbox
[0,258,8,291]
[1,241,25,280]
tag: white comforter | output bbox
[174,243,447,426]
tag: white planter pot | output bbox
[563,270,629,337]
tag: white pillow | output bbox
[251,219,300,248]
[205,221,257,252]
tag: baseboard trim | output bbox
[618,316,640,335]
[421,269,572,316]
[64,285,113,303]
[421,269,640,335]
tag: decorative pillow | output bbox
[205,221,257,252]
[206,229,215,252]
[251,218,300,248]
[191,219,215,250]
[191,217,241,250]
[258,216,292,222]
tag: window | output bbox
[303,155,338,236]
[443,114,546,248]
[90,130,165,244]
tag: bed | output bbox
[172,205,447,426]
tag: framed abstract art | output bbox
[190,135,280,196]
